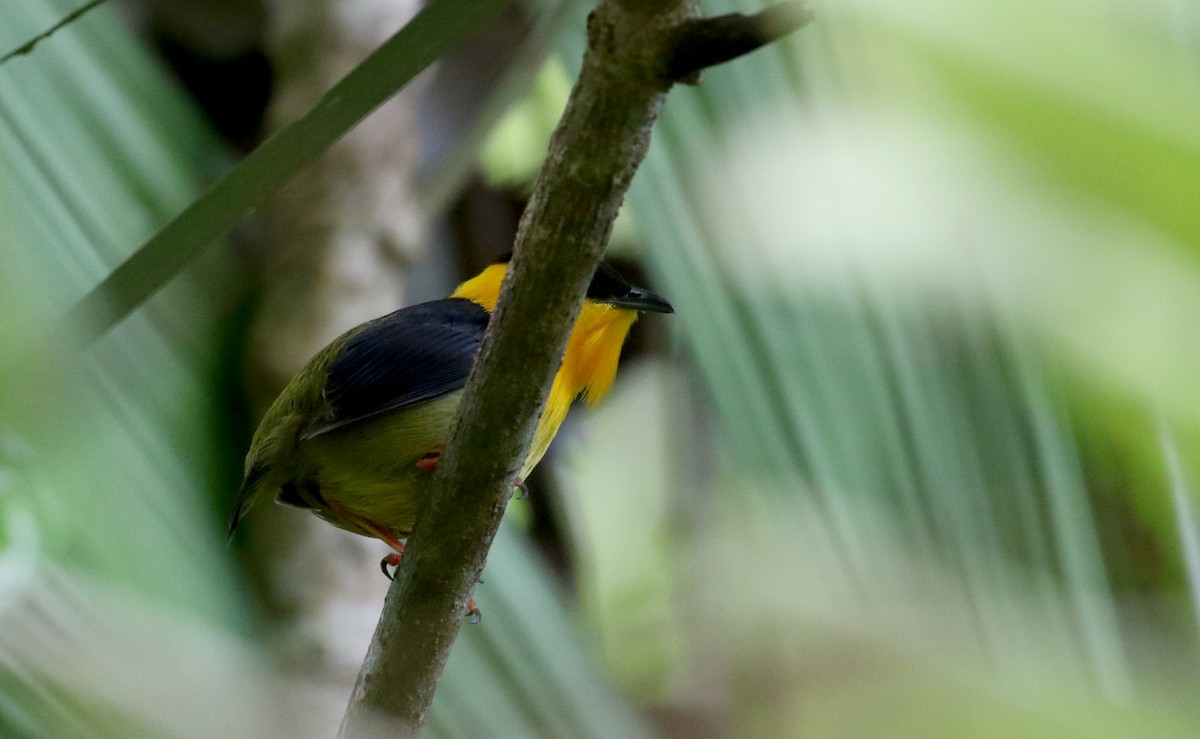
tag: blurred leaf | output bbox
[431,525,653,739]
[0,0,240,624]
[480,56,573,190]
[541,0,1200,734]
[65,0,518,344]
[554,365,682,699]
[0,0,264,733]
[418,0,583,213]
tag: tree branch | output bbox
[339,1,810,735]
[662,1,813,83]
[0,0,110,66]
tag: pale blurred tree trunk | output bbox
[243,1,429,734]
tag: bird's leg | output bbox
[371,526,407,582]
[373,535,483,623]
[416,444,443,472]
[324,500,409,580]
[380,548,404,580]
[512,477,528,500]
[380,548,481,623]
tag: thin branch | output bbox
[662,1,813,83]
[0,0,110,66]
[339,0,810,736]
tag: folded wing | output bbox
[303,298,491,439]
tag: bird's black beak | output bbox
[604,286,674,314]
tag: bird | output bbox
[228,253,673,587]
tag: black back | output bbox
[303,298,490,438]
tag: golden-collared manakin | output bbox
[228,254,672,568]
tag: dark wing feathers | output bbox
[302,298,490,438]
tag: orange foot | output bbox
[321,501,408,581]
[380,548,405,580]
[381,554,482,623]
[416,445,443,472]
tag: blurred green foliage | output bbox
[5,0,1200,736]
[524,0,1200,735]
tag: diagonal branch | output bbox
[0,0,110,66]
[61,0,515,347]
[339,1,811,736]
[662,0,812,83]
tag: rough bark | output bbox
[339,1,811,736]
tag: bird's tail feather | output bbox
[227,464,265,543]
